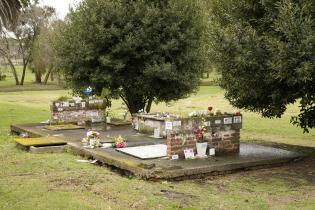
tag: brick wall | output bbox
[50,98,105,124]
[165,114,242,158]
[166,133,196,159]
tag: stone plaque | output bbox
[215,120,221,124]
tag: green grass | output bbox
[0,66,62,92]
[0,87,315,209]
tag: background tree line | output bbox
[0,0,314,132]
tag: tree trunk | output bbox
[35,71,42,83]
[43,67,53,84]
[7,58,19,85]
[121,94,146,115]
[145,97,154,113]
[20,63,27,85]
[50,71,54,81]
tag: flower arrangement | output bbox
[194,118,207,143]
[113,135,127,148]
[82,131,101,148]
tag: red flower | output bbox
[208,106,213,112]
[117,142,126,148]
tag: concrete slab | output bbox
[15,137,67,147]
[29,145,66,154]
[117,144,167,159]
[68,142,302,180]
[11,123,304,180]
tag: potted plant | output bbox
[194,123,208,157]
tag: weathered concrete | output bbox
[68,142,302,180]
[11,123,304,180]
[29,145,66,154]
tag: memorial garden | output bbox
[0,0,315,209]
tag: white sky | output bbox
[40,0,82,19]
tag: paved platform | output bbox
[11,123,303,180]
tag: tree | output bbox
[0,2,55,85]
[56,0,208,114]
[29,19,60,84]
[0,0,29,30]
[209,0,315,132]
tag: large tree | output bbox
[0,2,54,85]
[55,0,208,114]
[209,0,315,132]
[29,19,60,84]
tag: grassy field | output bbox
[0,82,315,209]
[0,66,62,92]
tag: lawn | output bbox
[0,86,314,209]
[0,66,62,92]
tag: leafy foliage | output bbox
[55,0,208,113]
[209,0,315,132]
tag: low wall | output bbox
[133,113,242,158]
[50,98,105,124]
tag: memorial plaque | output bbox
[116,144,167,159]
[171,154,179,160]
[204,121,211,127]
[215,120,221,124]
[233,116,242,123]
[63,101,69,107]
[165,121,173,130]
[184,148,195,159]
[173,121,182,127]
[209,148,215,156]
[154,128,160,138]
[224,117,233,124]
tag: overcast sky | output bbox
[40,0,82,19]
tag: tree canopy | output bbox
[55,0,208,114]
[209,0,315,132]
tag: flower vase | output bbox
[89,139,97,148]
[196,142,208,158]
